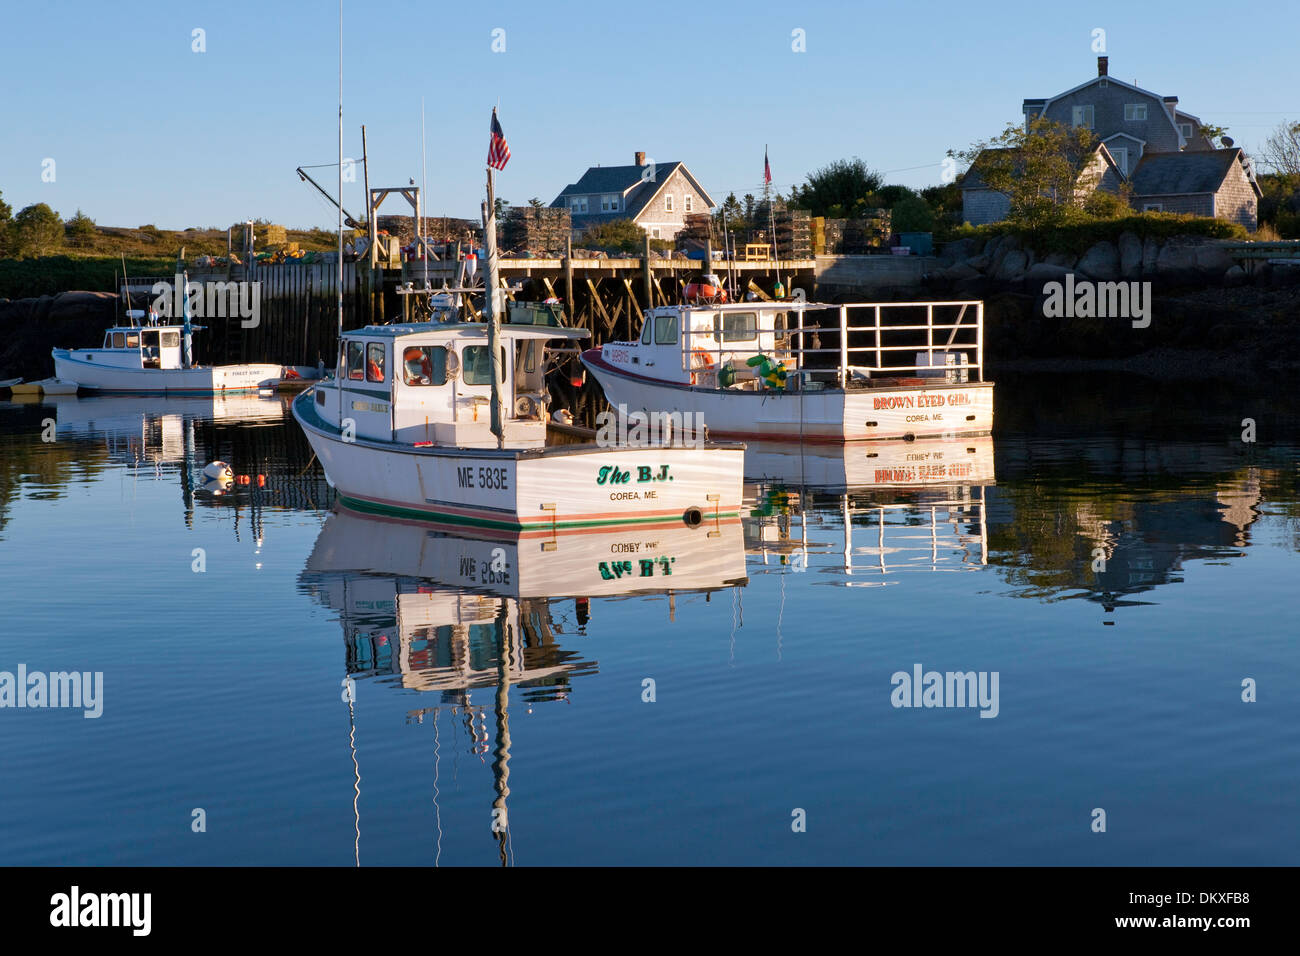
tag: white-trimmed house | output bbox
[550,152,715,241]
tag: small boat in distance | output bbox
[581,296,994,443]
[52,309,282,395]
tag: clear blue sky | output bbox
[2,0,1294,230]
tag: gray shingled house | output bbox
[960,142,1127,225]
[961,56,1260,230]
[550,152,714,241]
[1125,149,1261,230]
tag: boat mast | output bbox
[337,0,345,423]
[178,248,193,369]
[484,165,505,448]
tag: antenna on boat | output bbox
[765,144,782,293]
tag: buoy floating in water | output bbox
[202,461,233,483]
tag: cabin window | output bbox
[641,316,653,344]
[654,314,678,345]
[103,333,112,348]
[366,343,386,383]
[1072,105,1094,129]
[720,312,758,342]
[1124,103,1147,121]
[462,345,505,385]
[347,342,365,380]
[126,333,139,349]
[401,346,448,386]
[162,332,180,348]
[112,332,126,348]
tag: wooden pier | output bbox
[125,253,816,368]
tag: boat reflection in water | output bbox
[298,506,748,865]
[742,435,995,582]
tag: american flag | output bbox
[764,146,772,185]
[487,108,510,171]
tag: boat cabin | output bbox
[602,299,986,391]
[64,316,189,371]
[315,320,588,448]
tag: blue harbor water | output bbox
[1,375,1297,865]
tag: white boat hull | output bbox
[293,389,744,534]
[581,350,994,442]
[52,350,281,394]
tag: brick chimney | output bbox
[1098,56,1108,77]
[635,151,646,166]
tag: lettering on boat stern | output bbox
[597,463,672,500]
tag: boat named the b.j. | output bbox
[293,309,744,535]
[581,297,994,443]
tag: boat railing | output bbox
[684,300,985,389]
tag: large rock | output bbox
[1223,264,1248,287]
[1044,251,1076,269]
[1194,244,1236,275]
[1117,231,1143,279]
[1155,242,1201,280]
[1076,241,1120,280]
[940,263,981,281]
[994,249,1029,280]
[1142,237,1161,273]
[1024,262,1070,284]
[964,254,991,271]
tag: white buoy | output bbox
[202,461,233,483]
[551,409,573,426]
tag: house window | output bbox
[1124,104,1147,121]
[601,194,620,213]
[1143,203,1163,212]
[1072,105,1095,129]
[651,228,661,239]
[684,196,693,213]
[1179,123,1193,139]
[665,195,674,212]
[1110,147,1128,175]
[569,196,588,214]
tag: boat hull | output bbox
[52,350,281,394]
[581,350,994,442]
[293,389,744,534]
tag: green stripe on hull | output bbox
[339,495,740,531]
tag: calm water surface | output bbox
[1,374,1297,865]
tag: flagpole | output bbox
[485,162,505,449]
[337,0,344,423]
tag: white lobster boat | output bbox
[581,298,994,443]
[52,311,282,394]
[293,314,744,534]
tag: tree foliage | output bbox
[65,209,97,247]
[579,218,647,253]
[14,203,64,257]
[788,157,883,218]
[1259,120,1300,179]
[954,117,1099,233]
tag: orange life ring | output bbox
[689,348,716,385]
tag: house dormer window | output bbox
[601,194,620,213]
[1179,123,1193,139]
[1124,104,1148,121]
[1072,105,1095,129]
[665,194,674,212]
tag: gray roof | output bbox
[959,143,1119,190]
[1128,148,1260,197]
[551,161,715,220]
